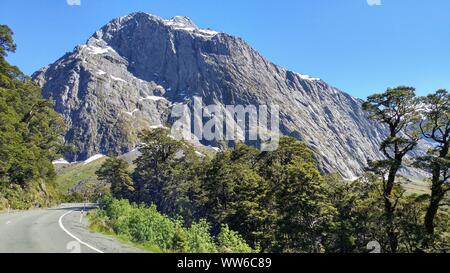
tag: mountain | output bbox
[33,12,390,179]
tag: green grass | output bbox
[53,140,220,196]
[55,157,109,194]
[399,176,431,196]
[402,181,430,195]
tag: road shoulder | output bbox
[61,209,146,253]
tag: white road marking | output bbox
[58,210,104,253]
[6,221,11,225]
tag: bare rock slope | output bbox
[33,12,389,178]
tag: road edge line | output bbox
[58,210,104,253]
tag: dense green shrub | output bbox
[217,225,255,253]
[186,220,217,253]
[91,196,253,253]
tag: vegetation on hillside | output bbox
[0,25,65,210]
[55,157,109,202]
[96,128,449,253]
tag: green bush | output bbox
[92,196,253,253]
[217,225,255,253]
[128,205,176,249]
[186,220,217,253]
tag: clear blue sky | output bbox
[1,0,449,99]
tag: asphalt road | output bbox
[0,204,145,253]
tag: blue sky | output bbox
[1,0,449,99]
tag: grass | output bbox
[55,157,109,193]
[399,176,431,196]
[402,181,430,195]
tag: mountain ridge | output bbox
[33,12,392,179]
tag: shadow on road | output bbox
[47,204,98,212]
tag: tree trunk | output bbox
[384,201,398,253]
[384,161,401,253]
[424,144,449,237]
[424,196,440,235]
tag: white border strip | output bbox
[58,210,104,253]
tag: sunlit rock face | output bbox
[33,12,409,178]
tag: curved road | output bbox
[0,204,145,253]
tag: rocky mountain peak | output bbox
[32,12,417,179]
[168,15,198,29]
[90,12,220,44]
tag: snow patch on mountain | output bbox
[125,109,139,117]
[139,96,167,102]
[52,158,70,165]
[84,154,105,165]
[110,75,127,83]
[296,73,321,81]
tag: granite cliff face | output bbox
[33,12,389,178]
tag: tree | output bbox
[321,174,374,253]
[363,86,419,253]
[0,25,16,57]
[0,25,20,87]
[273,157,334,253]
[202,146,272,248]
[0,25,65,209]
[132,128,202,222]
[252,136,332,252]
[258,136,316,177]
[395,194,428,253]
[416,90,450,237]
[96,157,134,200]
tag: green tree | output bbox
[416,90,450,239]
[321,173,430,253]
[273,157,335,253]
[258,137,316,181]
[0,25,20,87]
[322,174,373,253]
[363,86,419,253]
[257,137,329,252]
[132,128,203,222]
[0,25,64,209]
[202,145,272,248]
[395,194,429,252]
[96,157,134,200]
[0,25,16,56]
